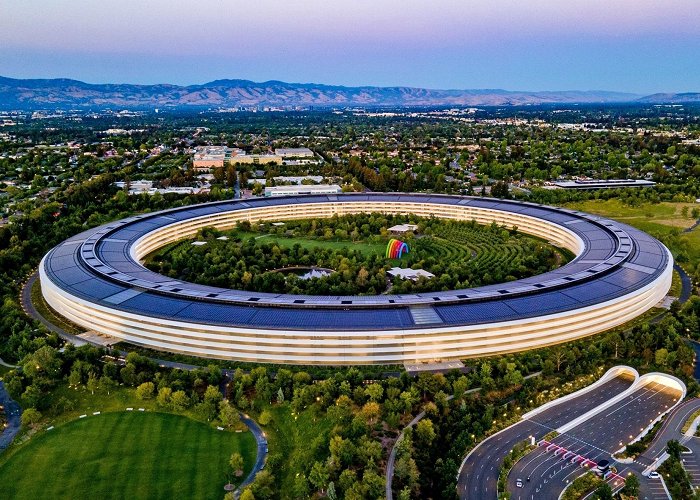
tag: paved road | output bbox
[674,263,693,304]
[509,383,682,500]
[638,398,700,466]
[0,381,22,451]
[236,413,268,496]
[457,374,634,499]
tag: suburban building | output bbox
[41,193,672,365]
[387,267,435,281]
[275,147,314,158]
[192,146,283,170]
[230,153,283,165]
[552,179,656,190]
[264,184,342,197]
[388,223,419,234]
[192,146,227,170]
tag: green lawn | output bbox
[239,231,388,256]
[258,405,334,498]
[0,411,256,500]
[565,199,700,267]
[565,199,698,229]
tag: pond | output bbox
[273,266,335,281]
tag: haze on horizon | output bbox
[1,0,699,94]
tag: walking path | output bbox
[682,218,700,234]
[236,413,268,497]
[674,263,693,304]
[0,381,22,451]
[0,358,18,369]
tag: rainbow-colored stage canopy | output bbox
[386,239,409,259]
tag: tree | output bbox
[68,367,82,387]
[329,435,355,467]
[593,482,613,500]
[250,469,275,499]
[171,390,190,411]
[394,453,420,494]
[452,376,469,397]
[551,348,566,372]
[258,410,272,426]
[101,375,117,395]
[309,461,330,494]
[230,452,244,476]
[22,384,45,410]
[20,407,41,427]
[491,181,510,199]
[360,469,384,498]
[203,385,223,405]
[655,348,669,367]
[157,387,173,408]
[364,383,384,402]
[327,481,337,500]
[23,346,62,383]
[136,381,155,400]
[622,473,640,497]
[667,439,682,460]
[219,400,239,428]
[86,372,100,395]
[360,401,381,426]
[276,387,284,404]
[293,473,310,498]
[239,489,255,500]
[226,164,237,188]
[416,418,436,445]
[604,332,623,359]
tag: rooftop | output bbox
[553,179,656,190]
[387,268,435,281]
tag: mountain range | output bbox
[0,76,698,110]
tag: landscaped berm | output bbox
[0,411,256,500]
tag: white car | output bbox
[516,479,523,488]
[648,471,660,479]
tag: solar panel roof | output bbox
[43,193,671,331]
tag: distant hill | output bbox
[0,76,693,110]
[637,92,700,104]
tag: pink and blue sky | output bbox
[1,0,698,93]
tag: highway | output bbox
[457,373,634,499]
[508,382,682,500]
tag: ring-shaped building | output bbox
[40,193,673,365]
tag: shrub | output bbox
[136,382,155,400]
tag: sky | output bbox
[1,0,699,94]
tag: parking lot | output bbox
[509,381,681,499]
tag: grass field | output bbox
[566,200,698,229]
[239,231,387,256]
[259,405,333,497]
[0,411,256,500]
[565,199,700,267]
